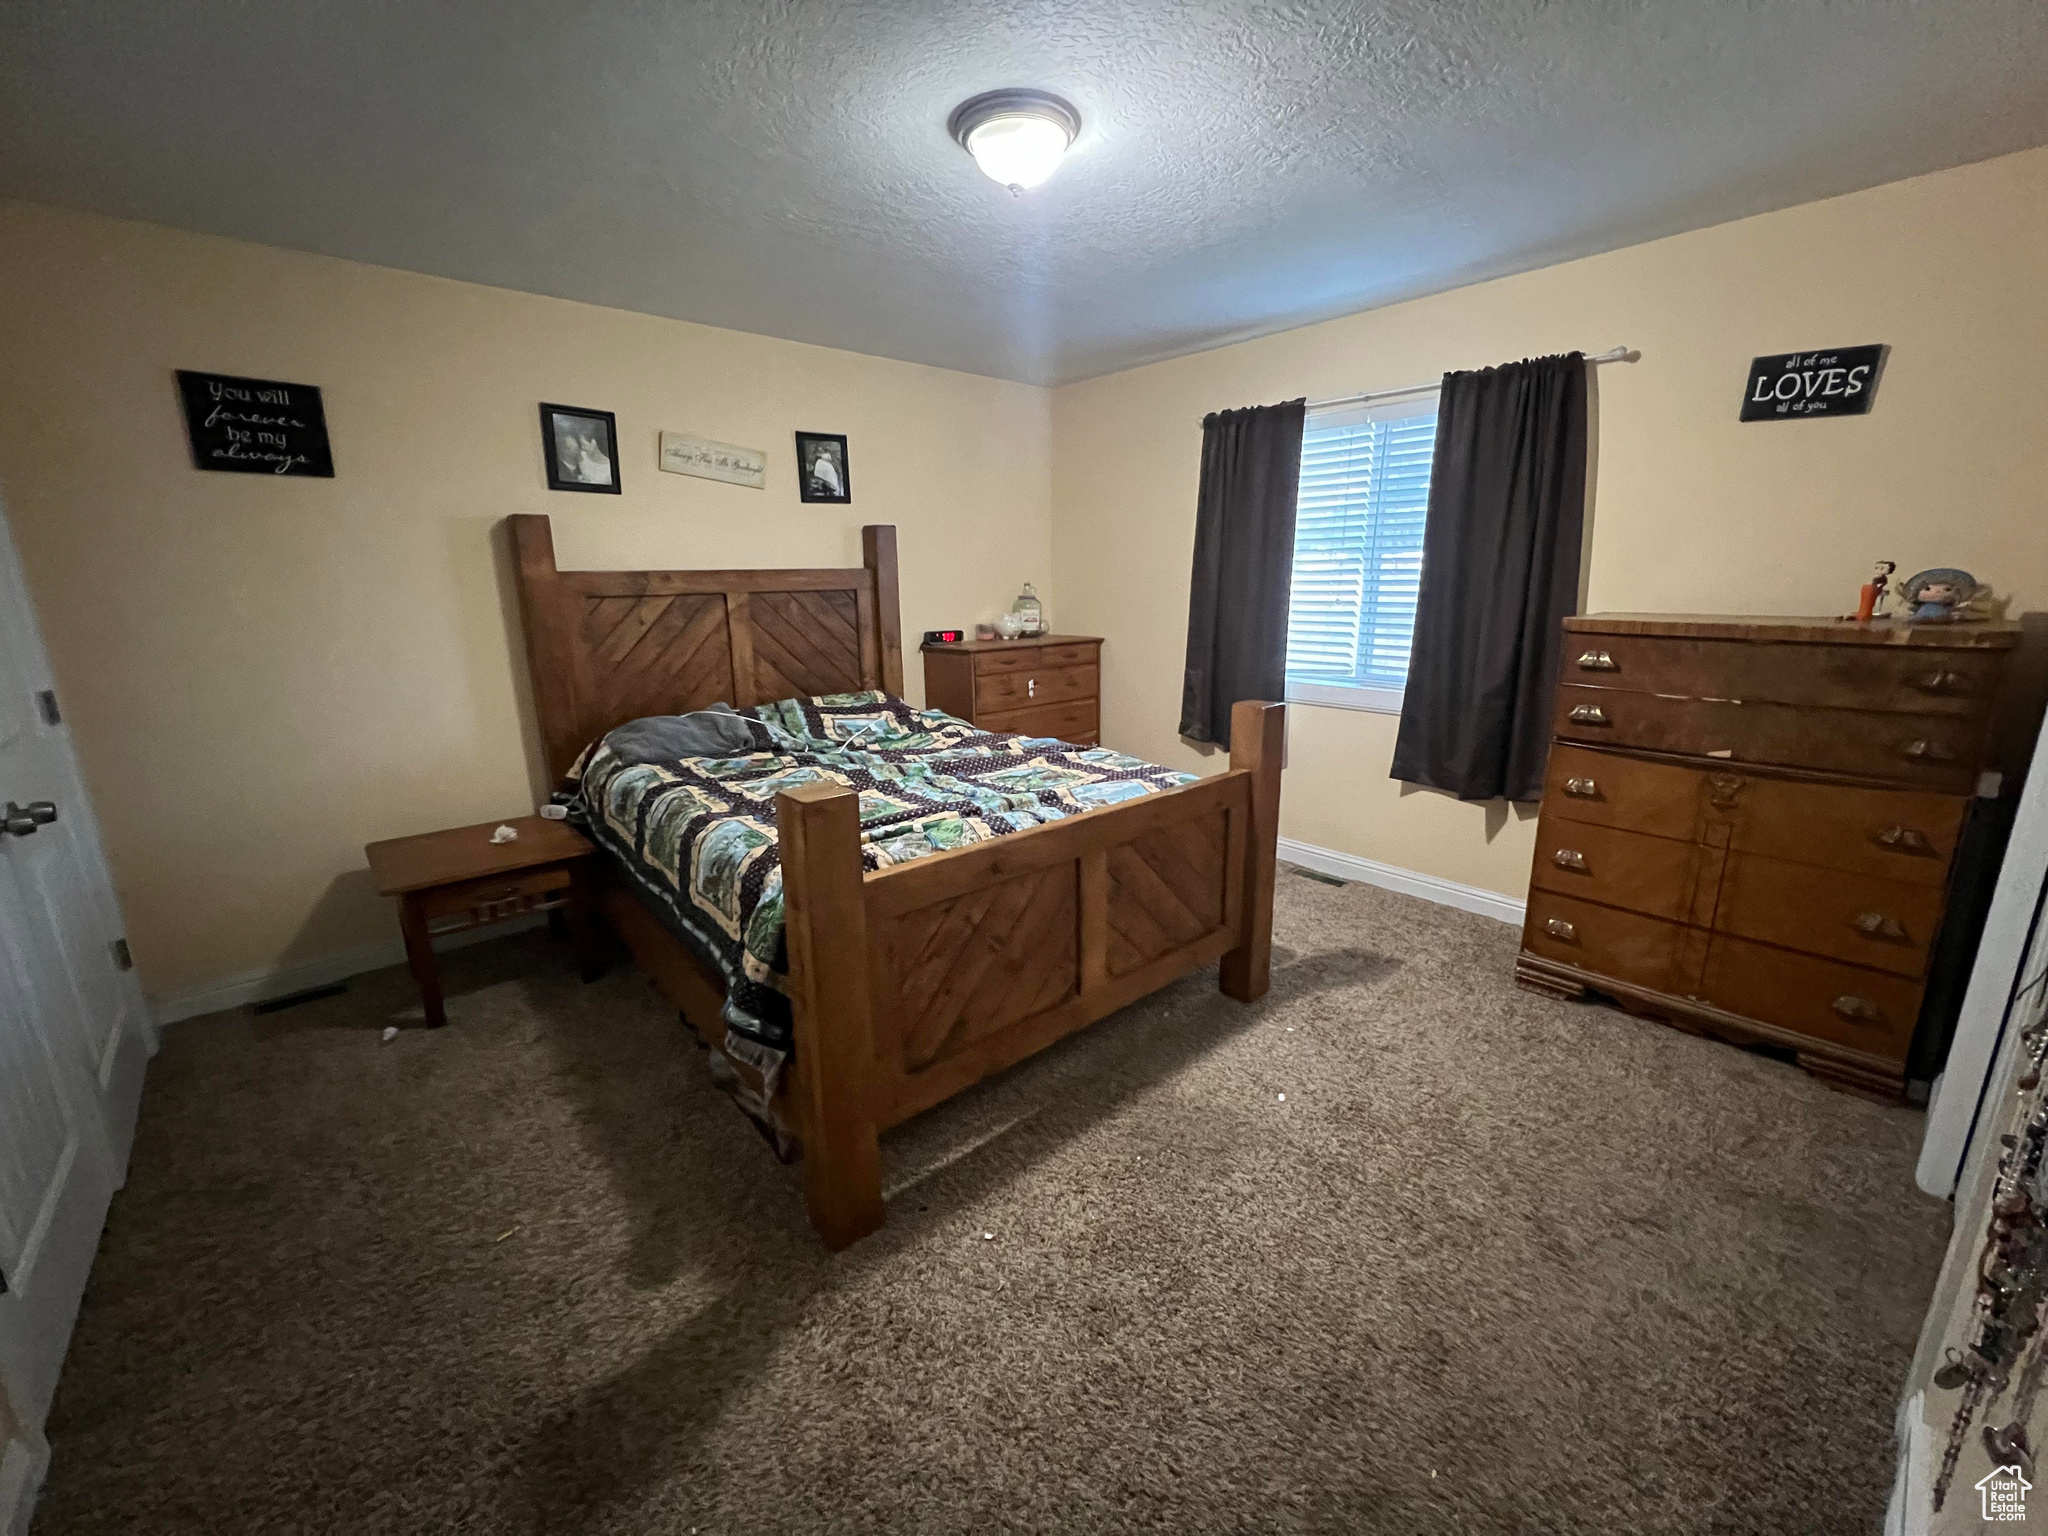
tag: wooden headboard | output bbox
[508,514,904,782]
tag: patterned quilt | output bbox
[569,691,1197,1094]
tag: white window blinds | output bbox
[1284,390,1439,702]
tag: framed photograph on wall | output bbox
[794,430,850,504]
[540,403,622,494]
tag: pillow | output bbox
[602,705,764,764]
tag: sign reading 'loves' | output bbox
[1739,345,1885,422]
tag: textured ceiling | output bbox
[3,1,2047,385]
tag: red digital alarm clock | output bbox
[922,628,966,644]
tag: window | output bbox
[1284,389,1438,714]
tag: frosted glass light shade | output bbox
[949,89,1080,195]
[965,114,1071,191]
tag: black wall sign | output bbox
[176,370,334,476]
[1739,345,1884,422]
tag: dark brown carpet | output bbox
[33,872,1945,1534]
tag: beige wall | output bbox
[7,144,2047,1002]
[0,201,1053,1001]
[1051,145,2048,902]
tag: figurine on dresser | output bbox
[1856,560,1896,623]
[1900,567,1987,623]
[1853,560,1990,624]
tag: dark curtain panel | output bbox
[1390,353,1587,802]
[1179,399,1306,747]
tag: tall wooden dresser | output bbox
[1515,613,2021,1098]
[921,634,1103,745]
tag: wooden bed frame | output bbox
[508,514,1282,1248]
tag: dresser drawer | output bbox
[1723,775,1966,887]
[417,864,573,924]
[1522,892,1687,994]
[975,642,1098,676]
[1529,816,1701,923]
[978,664,1097,714]
[1553,685,1987,791]
[1541,744,1704,841]
[977,697,1099,744]
[1698,934,1920,1062]
[1563,634,2002,715]
[1714,852,1945,978]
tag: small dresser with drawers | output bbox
[921,634,1102,745]
[1515,612,2021,1098]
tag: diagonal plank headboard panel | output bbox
[508,514,904,783]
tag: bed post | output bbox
[507,513,582,786]
[1220,700,1284,1003]
[776,780,886,1249]
[862,525,904,696]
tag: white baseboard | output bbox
[148,915,545,1027]
[1278,836,1526,927]
[1,1426,49,1536]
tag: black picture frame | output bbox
[540,403,622,494]
[794,431,851,504]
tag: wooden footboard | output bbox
[779,700,1283,1248]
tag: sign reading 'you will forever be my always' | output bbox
[1739,345,1886,422]
[176,371,335,476]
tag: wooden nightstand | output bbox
[921,634,1103,744]
[365,815,599,1028]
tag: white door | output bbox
[0,493,150,1531]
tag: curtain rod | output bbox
[1301,346,1637,413]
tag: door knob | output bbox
[2,800,57,837]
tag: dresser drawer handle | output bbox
[1576,650,1617,671]
[1901,739,1957,762]
[1853,911,1908,940]
[1831,995,1885,1024]
[1568,704,1609,725]
[1708,774,1743,809]
[1876,825,1933,853]
[1552,848,1587,871]
[1544,917,1577,941]
[1914,670,1969,695]
[1563,776,1599,797]
[1027,677,1037,698]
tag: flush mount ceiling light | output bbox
[948,88,1080,195]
